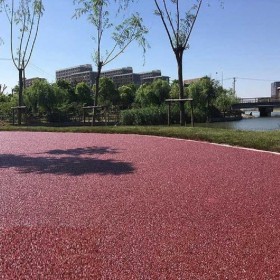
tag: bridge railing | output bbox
[236,97,280,104]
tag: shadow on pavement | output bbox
[45,146,119,156]
[0,147,134,176]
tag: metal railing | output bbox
[236,97,280,104]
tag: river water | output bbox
[198,111,280,131]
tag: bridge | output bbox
[232,97,280,117]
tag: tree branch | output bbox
[162,0,176,41]
[25,12,41,68]
[18,8,28,69]
[183,0,203,49]
[10,0,18,69]
[23,7,36,65]
[103,35,134,66]
[176,0,180,45]
[154,0,175,50]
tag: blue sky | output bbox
[1,0,280,98]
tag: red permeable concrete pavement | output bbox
[0,131,280,279]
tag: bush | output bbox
[121,106,169,125]
[46,111,70,123]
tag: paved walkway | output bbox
[0,131,280,279]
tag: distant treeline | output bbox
[0,76,237,124]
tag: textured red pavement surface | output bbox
[0,131,280,279]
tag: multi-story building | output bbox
[56,64,96,87]
[110,73,141,87]
[55,65,169,88]
[271,81,280,99]
[24,77,46,88]
[139,70,169,84]
[100,67,139,87]
[184,78,202,86]
[101,67,133,79]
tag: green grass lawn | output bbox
[1,124,280,153]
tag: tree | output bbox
[75,82,93,105]
[154,0,202,125]
[56,80,76,103]
[151,79,170,104]
[186,77,215,122]
[135,83,157,107]
[1,0,44,124]
[97,77,119,106]
[118,84,136,109]
[135,79,170,107]
[215,88,237,117]
[24,79,55,115]
[73,0,148,118]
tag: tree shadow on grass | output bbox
[0,147,134,176]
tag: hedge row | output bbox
[120,105,181,125]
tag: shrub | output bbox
[121,106,169,125]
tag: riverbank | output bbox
[1,125,280,153]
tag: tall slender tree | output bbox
[1,0,44,124]
[154,0,202,125]
[73,0,148,117]
[0,0,4,45]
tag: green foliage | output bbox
[56,80,76,103]
[2,0,44,124]
[169,80,179,99]
[186,77,215,122]
[97,77,119,105]
[73,0,148,67]
[154,0,202,50]
[121,105,168,125]
[214,88,237,115]
[0,93,18,120]
[75,82,93,105]
[73,0,148,106]
[24,80,56,114]
[186,77,238,122]
[135,79,170,107]
[0,93,9,102]
[3,0,44,69]
[154,0,203,125]
[169,80,189,100]
[23,80,90,122]
[0,74,239,125]
[118,84,135,109]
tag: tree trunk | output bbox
[18,68,24,125]
[92,62,103,125]
[175,48,185,126]
[94,62,103,107]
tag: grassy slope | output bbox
[1,125,280,153]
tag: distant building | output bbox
[110,73,141,87]
[271,81,280,99]
[55,65,169,88]
[102,68,170,86]
[139,70,169,84]
[184,78,202,86]
[101,67,139,86]
[101,67,133,78]
[56,64,97,87]
[24,77,46,88]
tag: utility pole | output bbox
[215,71,224,87]
[233,77,236,97]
